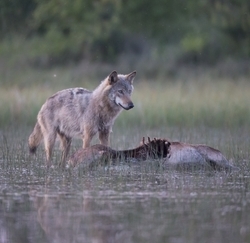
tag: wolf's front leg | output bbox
[58,134,72,167]
[82,128,96,148]
[99,129,110,146]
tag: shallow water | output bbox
[1,126,250,243]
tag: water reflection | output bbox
[30,191,124,243]
[0,163,250,243]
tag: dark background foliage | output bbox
[0,0,249,65]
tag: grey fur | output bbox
[28,70,136,166]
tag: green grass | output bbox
[124,78,250,128]
[0,68,250,128]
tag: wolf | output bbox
[28,70,136,166]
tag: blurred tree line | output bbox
[0,0,249,64]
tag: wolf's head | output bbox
[108,70,136,110]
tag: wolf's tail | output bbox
[28,122,43,154]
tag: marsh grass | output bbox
[125,78,250,127]
[1,71,249,128]
[1,56,250,243]
[0,118,250,243]
[1,65,250,168]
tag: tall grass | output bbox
[117,78,250,128]
[1,70,250,129]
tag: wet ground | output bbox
[0,126,250,243]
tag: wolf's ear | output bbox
[126,71,136,84]
[108,71,118,85]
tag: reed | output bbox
[116,78,250,128]
[1,76,250,128]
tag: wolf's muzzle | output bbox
[127,102,134,110]
[119,102,134,110]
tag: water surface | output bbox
[0,126,250,243]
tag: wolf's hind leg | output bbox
[43,131,57,167]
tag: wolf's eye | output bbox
[118,90,123,94]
